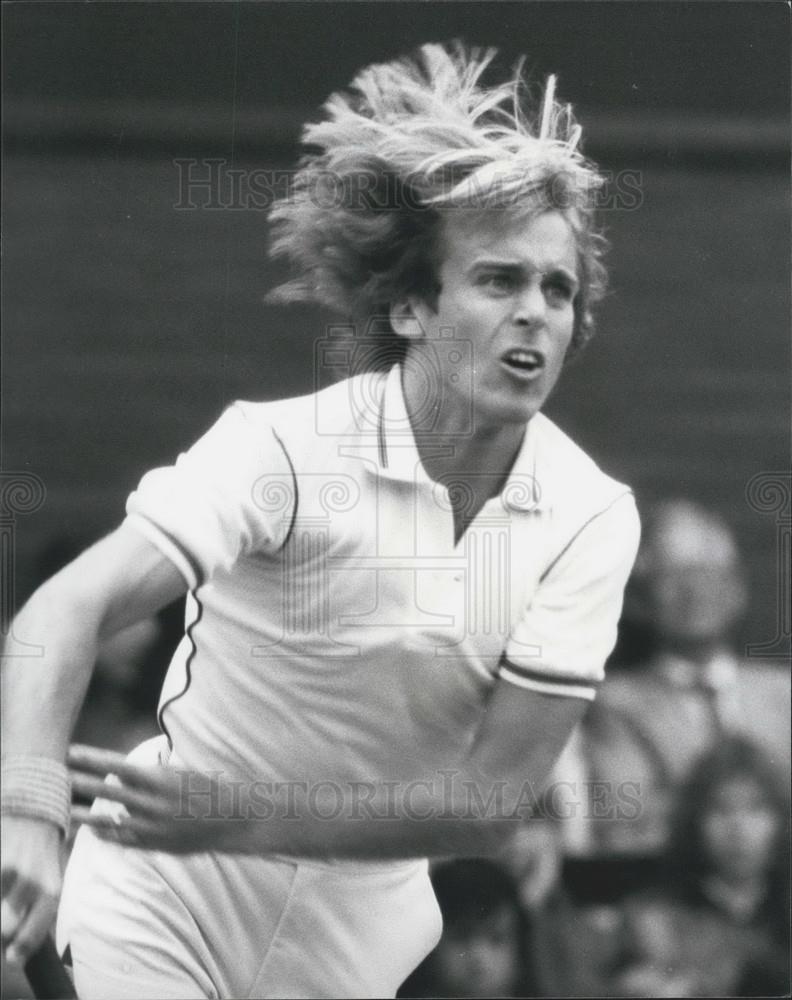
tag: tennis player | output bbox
[2,44,640,998]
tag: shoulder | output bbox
[733,659,792,750]
[531,412,635,518]
[232,371,387,455]
[736,658,791,692]
[528,414,639,569]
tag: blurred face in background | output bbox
[639,504,747,647]
[699,777,779,883]
[433,906,521,998]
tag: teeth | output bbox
[504,349,543,369]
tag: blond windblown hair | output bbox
[268,43,607,358]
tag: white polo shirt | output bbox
[125,364,639,786]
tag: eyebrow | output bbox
[470,259,579,284]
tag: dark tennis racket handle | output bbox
[24,936,76,999]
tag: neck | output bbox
[400,364,526,488]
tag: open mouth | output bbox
[501,348,546,376]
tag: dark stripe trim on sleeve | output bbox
[500,655,602,688]
[271,428,299,551]
[538,489,634,584]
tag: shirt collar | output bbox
[371,363,546,512]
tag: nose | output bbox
[512,278,546,326]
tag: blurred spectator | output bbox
[609,737,790,997]
[502,821,624,996]
[398,859,536,998]
[520,500,792,995]
[35,535,183,753]
[560,499,790,856]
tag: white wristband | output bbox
[1,755,71,837]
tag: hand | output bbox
[1,817,63,965]
[500,820,563,912]
[68,745,239,854]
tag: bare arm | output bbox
[2,520,187,757]
[70,683,587,860]
[268,682,587,858]
[1,521,187,963]
[216,681,587,858]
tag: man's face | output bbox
[643,510,747,643]
[406,210,578,430]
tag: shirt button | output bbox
[453,574,462,582]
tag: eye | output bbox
[480,272,516,294]
[542,275,576,305]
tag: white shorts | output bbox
[56,739,442,999]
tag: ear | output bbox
[389,299,425,342]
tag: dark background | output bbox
[2,2,790,654]
[3,2,789,115]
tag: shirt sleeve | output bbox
[501,491,641,700]
[124,403,297,587]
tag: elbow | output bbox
[5,575,103,662]
[39,570,107,632]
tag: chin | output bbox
[481,395,543,427]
